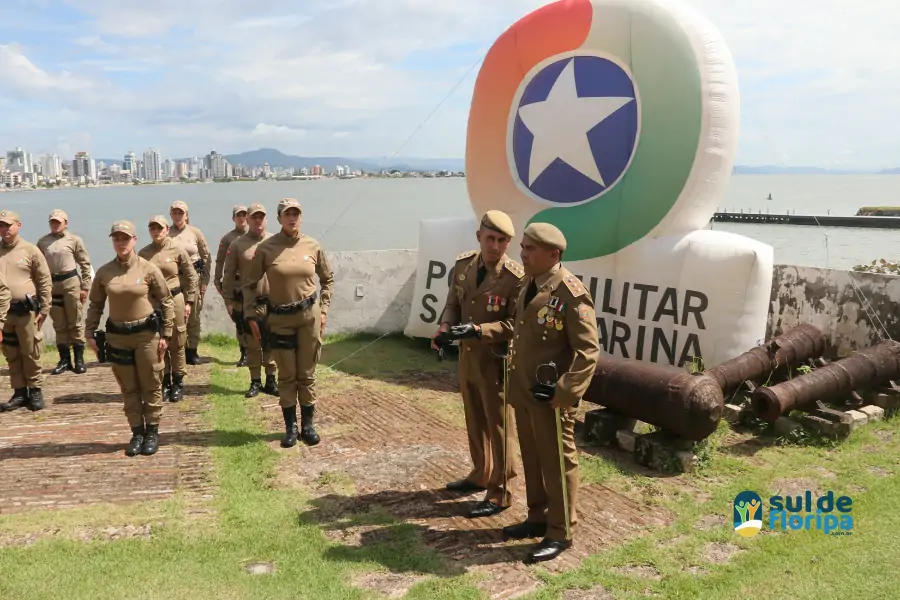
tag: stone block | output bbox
[583,409,637,446]
[869,392,900,411]
[634,431,696,473]
[845,410,868,427]
[859,405,885,422]
[798,414,853,438]
[723,404,743,425]
[615,430,639,453]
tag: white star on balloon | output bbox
[518,58,634,187]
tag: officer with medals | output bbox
[214,205,248,366]
[433,210,525,518]
[501,223,600,564]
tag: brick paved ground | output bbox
[268,371,674,599]
[0,356,215,524]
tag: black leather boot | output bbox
[26,388,44,411]
[300,404,321,446]
[72,343,87,374]
[0,388,28,412]
[51,344,71,375]
[126,426,145,457]
[162,372,172,401]
[169,374,184,402]
[141,424,159,455]
[245,379,262,398]
[236,346,247,367]
[263,374,278,396]
[185,348,201,365]
[281,406,298,448]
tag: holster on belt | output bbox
[93,331,108,362]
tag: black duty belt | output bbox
[52,269,78,282]
[170,286,182,296]
[105,312,160,335]
[268,292,317,315]
[192,259,205,273]
[10,297,38,315]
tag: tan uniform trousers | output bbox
[163,292,187,376]
[510,385,579,543]
[244,312,276,380]
[50,276,85,345]
[187,286,203,349]
[458,344,517,507]
[2,311,44,389]
[231,297,244,341]
[268,302,321,409]
[107,328,164,428]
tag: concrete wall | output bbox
[38,249,900,363]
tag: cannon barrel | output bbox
[751,340,900,421]
[584,356,723,441]
[706,324,826,396]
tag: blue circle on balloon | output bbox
[512,55,640,205]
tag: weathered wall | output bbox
[767,264,900,359]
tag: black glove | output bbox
[532,380,556,402]
[448,324,481,341]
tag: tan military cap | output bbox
[480,210,515,238]
[524,222,567,252]
[49,209,68,222]
[232,204,248,216]
[248,202,267,215]
[278,198,302,214]
[148,215,169,228]
[109,220,137,236]
[170,200,189,212]
[0,210,21,225]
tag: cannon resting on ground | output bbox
[705,323,827,397]
[751,339,900,421]
[584,356,724,441]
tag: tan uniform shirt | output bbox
[439,250,524,350]
[0,237,52,316]
[169,223,211,287]
[37,231,93,291]
[138,238,200,304]
[85,253,175,339]
[0,271,11,329]
[509,264,601,408]
[243,231,334,315]
[215,227,246,291]
[223,231,272,315]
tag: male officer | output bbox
[0,210,53,412]
[433,210,524,518]
[215,205,248,366]
[501,223,600,565]
[37,209,93,375]
[222,202,278,398]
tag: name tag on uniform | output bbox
[537,296,565,331]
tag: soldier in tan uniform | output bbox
[501,223,600,565]
[37,209,93,376]
[214,205,248,366]
[433,210,525,518]
[139,215,200,403]
[222,202,278,398]
[0,271,11,346]
[0,210,52,412]
[168,200,211,364]
[243,198,334,448]
[87,220,175,457]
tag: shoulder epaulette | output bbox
[456,250,477,261]
[562,273,587,297]
[503,259,524,278]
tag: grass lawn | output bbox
[1,333,899,599]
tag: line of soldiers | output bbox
[433,211,601,565]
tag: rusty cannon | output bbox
[706,323,826,397]
[751,339,900,421]
[584,355,724,441]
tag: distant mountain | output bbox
[222,148,464,172]
[879,168,900,174]
[733,165,873,175]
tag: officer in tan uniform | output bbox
[433,210,525,518]
[243,198,334,448]
[214,205,248,366]
[0,270,11,346]
[222,202,278,398]
[37,209,93,376]
[87,220,175,457]
[139,215,200,403]
[501,223,600,565]
[0,210,52,412]
[168,200,211,364]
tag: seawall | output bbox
[40,249,897,362]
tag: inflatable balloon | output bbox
[405,0,774,368]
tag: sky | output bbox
[0,0,897,169]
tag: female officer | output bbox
[168,200,210,365]
[242,198,334,448]
[139,215,200,402]
[86,220,175,457]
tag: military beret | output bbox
[524,222,566,252]
[49,209,68,222]
[170,200,189,212]
[0,210,21,225]
[148,215,169,228]
[278,198,302,214]
[110,220,137,236]
[248,202,267,215]
[232,204,248,217]
[480,210,515,238]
